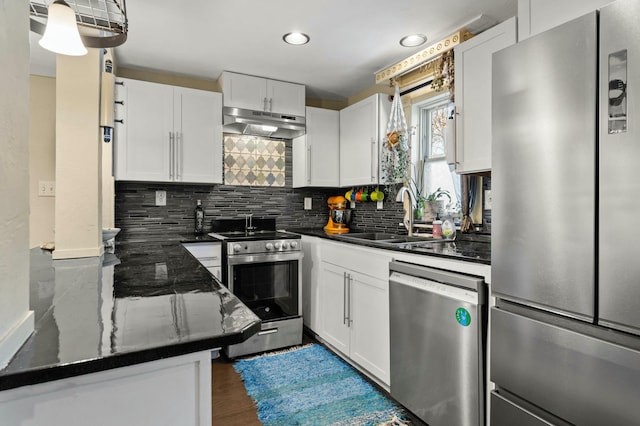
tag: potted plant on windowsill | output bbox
[423,187,451,221]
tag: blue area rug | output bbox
[234,344,406,426]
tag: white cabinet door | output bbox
[221,71,306,116]
[518,0,613,40]
[114,78,173,181]
[267,79,306,116]
[176,88,223,184]
[301,236,322,332]
[293,107,340,187]
[220,72,266,112]
[340,95,379,187]
[350,272,390,385]
[319,261,351,355]
[454,17,516,174]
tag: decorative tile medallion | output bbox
[223,134,286,186]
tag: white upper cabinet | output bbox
[452,17,517,174]
[339,94,390,187]
[175,87,223,184]
[293,107,340,187]
[220,71,305,117]
[114,79,173,181]
[518,0,614,40]
[114,78,223,184]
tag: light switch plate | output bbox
[38,180,55,197]
[484,190,492,210]
[304,197,312,210]
[377,200,384,209]
[155,190,166,206]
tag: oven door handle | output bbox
[227,251,304,265]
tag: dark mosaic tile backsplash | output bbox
[114,140,492,239]
[115,140,407,240]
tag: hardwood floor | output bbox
[211,356,261,426]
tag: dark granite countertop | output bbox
[0,240,260,391]
[288,228,491,265]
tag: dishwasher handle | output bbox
[390,271,480,305]
[390,260,484,294]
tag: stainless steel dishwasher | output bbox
[389,260,486,426]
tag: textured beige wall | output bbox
[29,75,56,247]
[53,50,103,259]
[0,0,34,368]
[117,66,218,91]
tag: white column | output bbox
[53,50,103,259]
[0,0,34,368]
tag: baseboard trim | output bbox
[0,310,34,369]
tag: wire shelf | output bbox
[30,0,128,47]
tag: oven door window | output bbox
[231,260,299,321]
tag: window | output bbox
[415,95,461,214]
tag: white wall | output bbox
[0,0,34,368]
[29,75,56,247]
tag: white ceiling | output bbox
[30,0,518,100]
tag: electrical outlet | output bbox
[377,200,384,209]
[155,190,166,206]
[484,190,492,210]
[38,180,55,197]
[304,197,312,210]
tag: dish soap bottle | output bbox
[441,213,456,240]
[194,200,204,234]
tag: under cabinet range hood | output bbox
[222,107,306,139]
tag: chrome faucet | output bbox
[245,214,256,233]
[396,186,415,236]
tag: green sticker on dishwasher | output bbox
[455,308,471,327]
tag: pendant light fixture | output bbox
[38,0,87,56]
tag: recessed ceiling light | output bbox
[283,32,310,45]
[399,34,427,48]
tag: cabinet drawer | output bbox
[491,307,640,425]
[491,392,562,426]
[182,243,221,260]
[321,240,390,281]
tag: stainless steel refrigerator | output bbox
[491,1,640,424]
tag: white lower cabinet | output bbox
[318,241,391,386]
[0,351,212,426]
[301,236,322,333]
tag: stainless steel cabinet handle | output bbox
[169,132,174,180]
[176,131,182,181]
[263,97,268,111]
[343,272,348,325]
[258,328,278,336]
[307,144,312,184]
[347,274,353,326]
[269,98,273,112]
[371,138,376,182]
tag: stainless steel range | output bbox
[209,217,303,358]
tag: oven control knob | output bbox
[265,242,274,251]
[282,241,290,250]
[290,241,298,249]
[274,242,282,250]
[233,244,243,253]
